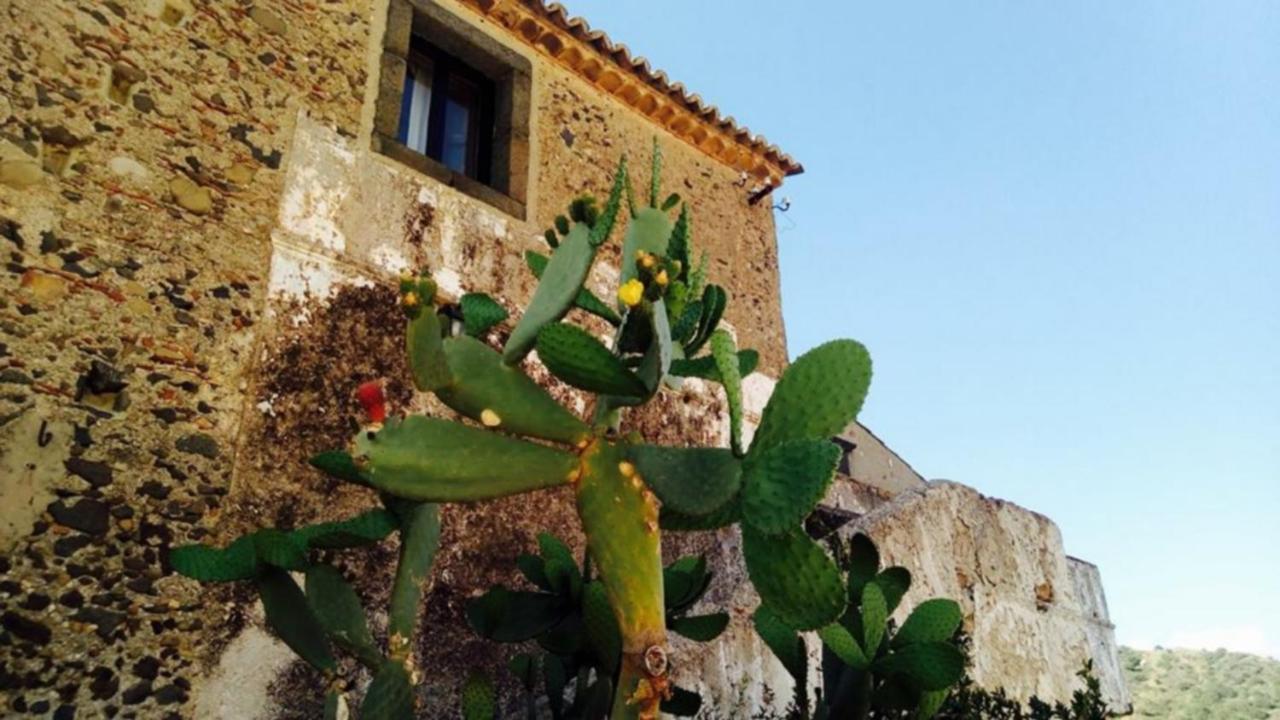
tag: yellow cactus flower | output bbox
[618,279,645,307]
[402,291,420,307]
[655,269,669,287]
[639,253,656,269]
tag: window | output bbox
[397,40,496,185]
[375,0,531,219]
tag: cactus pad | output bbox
[710,330,744,455]
[668,349,759,382]
[741,439,841,535]
[861,580,888,657]
[575,440,666,654]
[893,599,963,648]
[256,567,336,671]
[817,621,870,670]
[742,524,846,630]
[753,605,807,681]
[626,445,741,517]
[460,293,508,337]
[871,641,965,691]
[353,416,578,501]
[461,672,496,720]
[362,661,414,720]
[525,250,621,325]
[304,565,379,667]
[749,339,872,457]
[504,222,597,364]
[619,207,672,297]
[536,323,647,398]
[436,335,588,444]
[406,304,452,392]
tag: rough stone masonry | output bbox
[0,0,1126,717]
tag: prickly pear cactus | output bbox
[293,141,880,719]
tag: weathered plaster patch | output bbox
[192,625,297,720]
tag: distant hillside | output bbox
[1120,646,1280,719]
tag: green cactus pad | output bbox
[460,292,508,337]
[251,529,308,571]
[304,565,380,668]
[575,440,666,653]
[406,304,452,392]
[668,204,691,272]
[710,330,744,455]
[537,532,582,598]
[669,612,729,642]
[627,444,741,516]
[847,533,881,599]
[861,580,888,657]
[618,207,672,298]
[361,661,414,720]
[818,621,870,670]
[875,567,912,614]
[524,250,621,326]
[387,501,439,640]
[659,496,741,531]
[170,535,259,582]
[461,672,496,720]
[872,641,966,691]
[466,586,566,642]
[916,689,950,720]
[535,323,647,398]
[308,450,367,484]
[294,509,398,549]
[749,339,872,457]
[663,555,712,613]
[893,599,963,648]
[742,524,846,630]
[686,284,726,355]
[503,222,597,364]
[583,580,622,673]
[753,605,807,681]
[741,439,841,535]
[668,349,759,382]
[353,416,578,502]
[255,567,336,671]
[436,335,588,444]
[590,157,628,247]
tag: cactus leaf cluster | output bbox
[756,533,966,719]
[172,143,937,719]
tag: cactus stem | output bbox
[480,408,501,427]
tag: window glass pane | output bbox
[441,97,470,175]
[397,63,432,154]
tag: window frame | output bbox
[374,0,531,220]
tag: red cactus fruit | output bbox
[356,380,387,423]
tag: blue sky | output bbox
[568,2,1280,657]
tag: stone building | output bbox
[0,0,1126,717]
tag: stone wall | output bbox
[0,0,789,717]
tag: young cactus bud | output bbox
[555,215,571,235]
[356,380,387,424]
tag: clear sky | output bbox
[567,1,1280,658]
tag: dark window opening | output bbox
[396,39,496,185]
